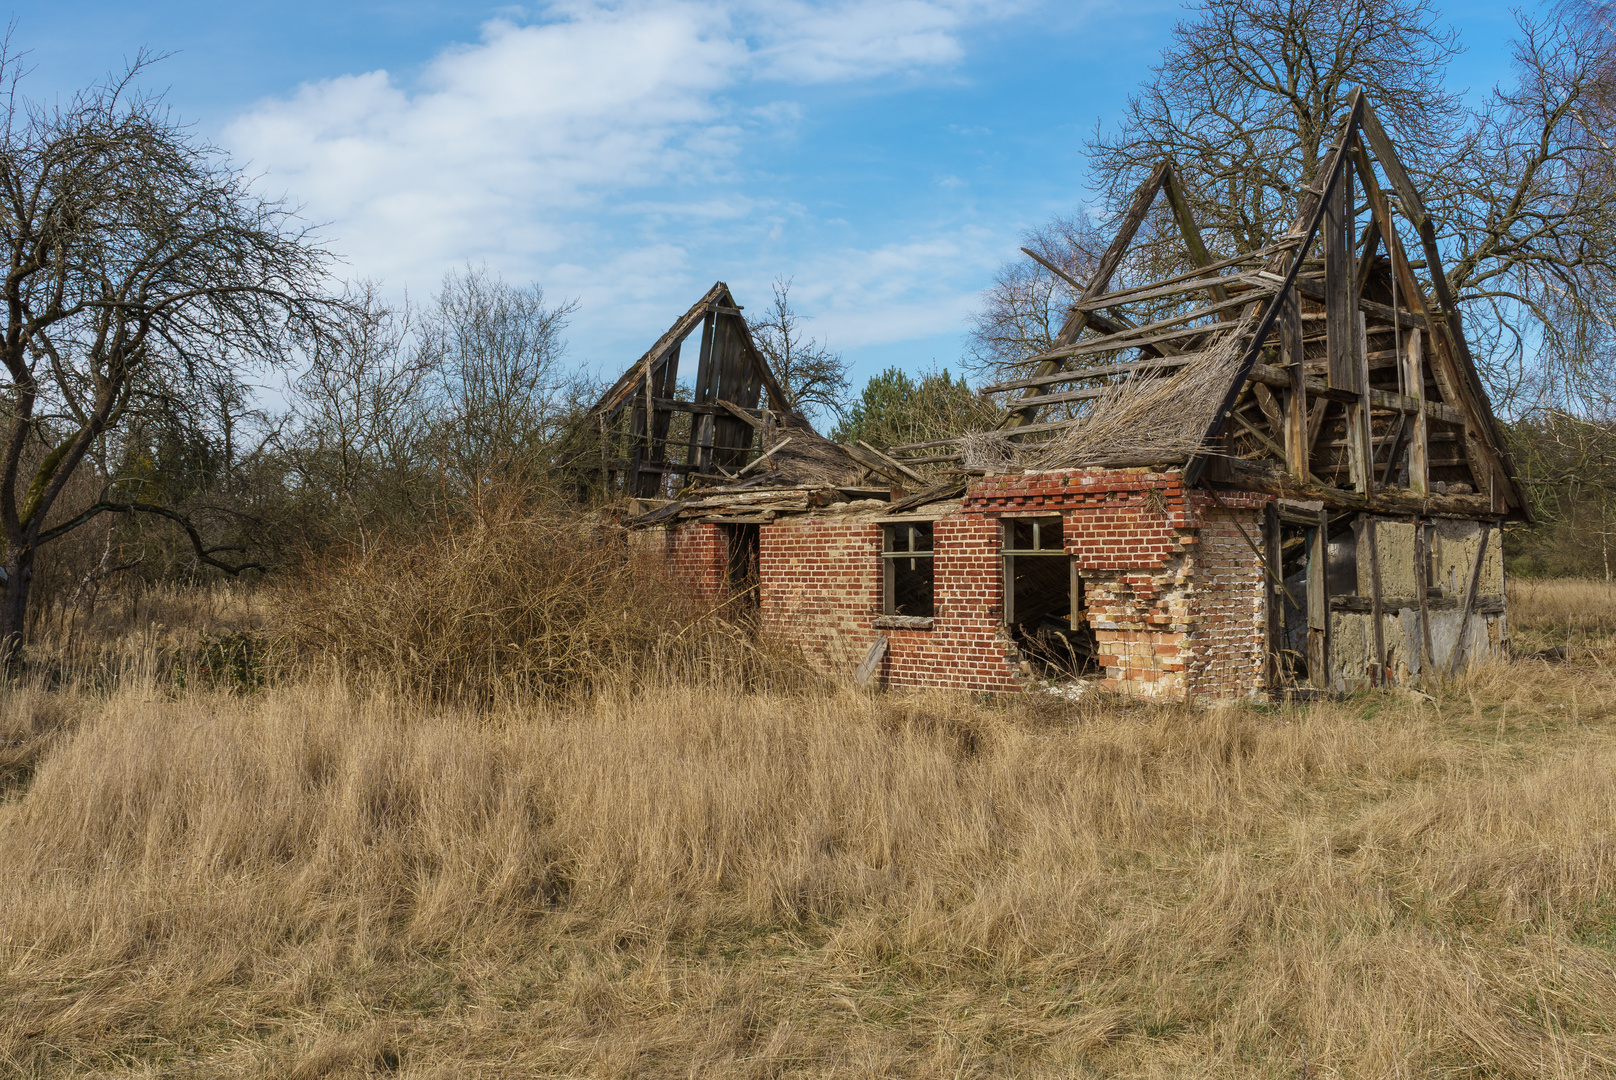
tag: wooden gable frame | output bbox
[586,282,804,497]
[953,89,1528,522]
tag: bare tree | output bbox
[973,0,1616,419]
[1089,0,1462,269]
[746,278,850,423]
[965,214,1109,382]
[0,51,333,658]
[418,265,578,492]
[288,282,433,551]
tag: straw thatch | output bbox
[1027,312,1254,468]
[962,311,1256,472]
[749,414,866,487]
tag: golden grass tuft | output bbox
[1508,575,1616,652]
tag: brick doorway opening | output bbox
[723,523,760,616]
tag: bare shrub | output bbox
[275,490,796,702]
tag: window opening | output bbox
[1002,516,1096,678]
[882,522,935,617]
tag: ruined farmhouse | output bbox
[584,91,1521,701]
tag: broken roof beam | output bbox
[1010,315,1246,371]
[1348,127,1520,514]
[1002,158,1175,432]
[1182,88,1367,488]
[981,354,1199,394]
[594,283,727,419]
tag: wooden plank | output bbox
[1415,520,1434,676]
[1357,98,1430,228]
[627,376,648,496]
[1447,524,1491,676]
[854,634,889,687]
[644,340,681,496]
[1349,311,1374,493]
[840,443,913,485]
[1283,295,1308,480]
[1018,247,1183,359]
[883,480,968,515]
[736,437,792,477]
[981,354,1196,394]
[856,441,929,485]
[684,310,718,470]
[1307,506,1330,689]
[1072,241,1296,310]
[1265,501,1284,689]
[1077,271,1260,313]
[651,398,765,418]
[1162,160,1231,308]
[1252,381,1285,433]
[1364,517,1386,685]
[1233,409,1287,462]
[1307,398,1331,454]
[1246,360,1465,424]
[1008,314,1244,374]
[1003,159,1173,431]
[1225,458,1500,516]
[715,398,763,428]
[1353,214,1383,299]
[1325,145,1354,392]
[1405,329,1429,494]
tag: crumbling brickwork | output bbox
[655,467,1273,701]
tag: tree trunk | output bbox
[0,547,35,668]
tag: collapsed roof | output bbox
[588,89,1528,525]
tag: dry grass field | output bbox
[2,575,1616,1077]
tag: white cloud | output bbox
[224,0,1033,373]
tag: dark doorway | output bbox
[724,524,760,615]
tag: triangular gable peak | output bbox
[905,89,1527,522]
[585,282,865,499]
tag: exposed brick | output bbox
[648,466,1271,702]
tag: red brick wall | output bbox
[656,521,728,606]
[756,518,881,670]
[651,468,1273,701]
[755,516,1024,692]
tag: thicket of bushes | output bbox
[275,492,798,701]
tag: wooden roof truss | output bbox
[586,282,802,498]
[891,88,1528,521]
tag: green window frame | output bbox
[882,521,935,617]
[1002,516,1075,626]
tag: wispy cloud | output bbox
[224,0,1034,371]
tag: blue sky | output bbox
[17,0,1539,407]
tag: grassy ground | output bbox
[1,581,1615,1077]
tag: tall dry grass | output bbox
[4,652,1616,1077]
[1508,576,1616,653]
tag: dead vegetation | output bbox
[0,578,1614,1077]
[272,494,796,703]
